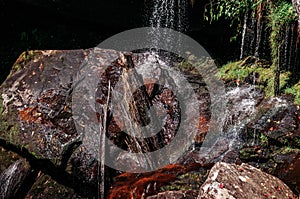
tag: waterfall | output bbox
[148,0,188,32]
[284,25,290,70]
[254,20,263,57]
[249,13,257,56]
[288,24,295,71]
[240,9,248,60]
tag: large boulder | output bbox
[198,162,296,199]
[0,48,210,197]
[0,49,87,164]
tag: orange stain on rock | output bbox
[108,164,186,199]
[19,107,53,126]
[143,78,157,97]
[194,116,209,143]
[19,107,42,124]
[108,163,214,199]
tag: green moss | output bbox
[0,91,21,144]
[175,60,201,75]
[260,134,269,146]
[284,82,300,105]
[239,148,259,160]
[11,50,41,74]
[218,58,291,98]
[276,147,300,155]
[160,171,207,191]
[268,1,297,66]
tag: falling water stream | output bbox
[240,9,248,60]
[148,0,188,32]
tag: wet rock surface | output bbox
[238,96,300,193]
[0,48,300,198]
[0,49,87,162]
[0,48,210,197]
[199,162,296,199]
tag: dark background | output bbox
[0,0,239,84]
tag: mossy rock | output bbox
[160,170,208,192]
[218,57,293,102]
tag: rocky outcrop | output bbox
[199,162,296,199]
[0,48,210,197]
[238,96,300,193]
[1,48,299,198]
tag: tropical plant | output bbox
[203,0,298,96]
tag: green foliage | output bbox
[204,0,261,23]
[268,1,297,66]
[277,146,300,155]
[218,58,291,97]
[260,134,268,146]
[284,82,300,105]
[160,171,206,191]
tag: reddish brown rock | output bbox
[274,153,300,195]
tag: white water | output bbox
[240,9,248,60]
[194,86,262,163]
[254,20,263,57]
[284,25,290,69]
[148,0,188,32]
[0,161,18,196]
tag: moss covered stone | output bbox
[218,57,300,104]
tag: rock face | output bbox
[238,96,300,193]
[1,48,300,198]
[198,162,296,199]
[0,48,210,197]
[0,49,87,162]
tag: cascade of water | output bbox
[199,86,259,162]
[289,24,295,70]
[240,9,249,60]
[148,0,188,32]
[254,21,263,58]
[238,9,249,87]
[284,25,290,70]
[249,12,257,56]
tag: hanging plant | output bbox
[203,0,262,23]
[268,1,297,66]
